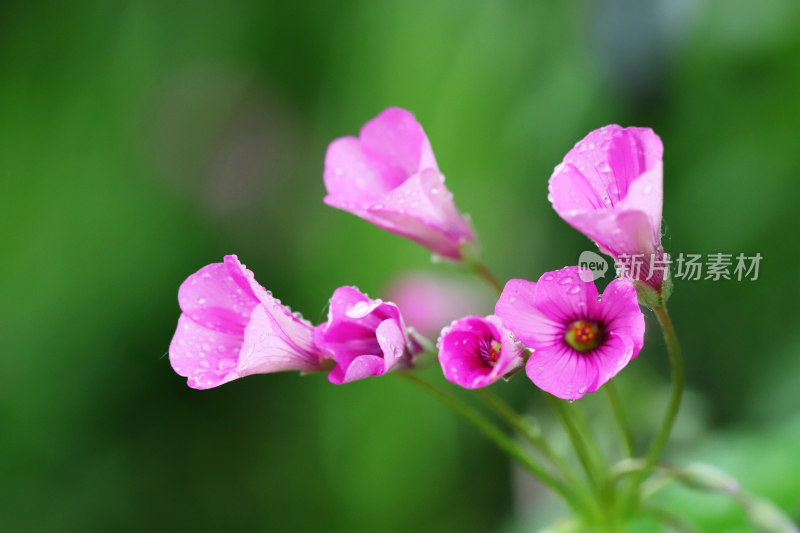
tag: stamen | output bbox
[488,340,502,363]
[479,339,503,367]
[564,320,601,353]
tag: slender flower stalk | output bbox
[604,381,635,458]
[396,371,587,517]
[547,395,606,493]
[548,395,625,531]
[623,304,683,511]
[473,263,503,295]
[475,389,600,517]
[475,390,580,484]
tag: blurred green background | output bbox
[1,0,799,531]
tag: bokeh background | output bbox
[2,0,799,531]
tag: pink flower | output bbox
[495,266,645,400]
[169,255,325,389]
[323,107,475,260]
[315,286,421,384]
[438,315,525,389]
[548,125,666,293]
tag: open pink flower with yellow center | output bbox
[438,315,525,389]
[548,125,667,293]
[169,255,325,389]
[495,266,645,400]
[315,286,421,384]
[323,107,475,260]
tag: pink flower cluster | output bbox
[170,256,421,389]
[170,108,666,400]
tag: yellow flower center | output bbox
[565,320,601,352]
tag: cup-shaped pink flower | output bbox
[495,266,645,400]
[169,255,325,389]
[548,125,667,294]
[315,286,421,384]
[323,107,475,260]
[438,315,525,389]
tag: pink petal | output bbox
[375,318,407,371]
[177,256,259,335]
[228,255,279,307]
[326,286,387,334]
[563,208,655,258]
[259,292,320,357]
[336,355,387,384]
[440,330,483,373]
[532,267,600,324]
[169,314,241,389]
[548,163,609,213]
[554,125,662,208]
[495,279,564,348]
[359,107,438,178]
[367,169,474,259]
[617,163,663,243]
[323,137,404,209]
[598,279,646,357]
[236,304,320,377]
[525,343,599,400]
[589,333,635,391]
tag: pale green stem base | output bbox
[623,305,684,513]
[396,372,586,516]
[605,381,635,458]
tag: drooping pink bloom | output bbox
[323,107,475,260]
[495,266,645,400]
[438,315,525,389]
[315,286,422,384]
[548,125,666,293]
[169,255,325,389]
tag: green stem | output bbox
[604,381,634,458]
[477,389,602,522]
[476,389,585,490]
[397,372,584,514]
[550,395,625,531]
[546,395,605,492]
[624,305,684,511]
[474,263,503,295]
